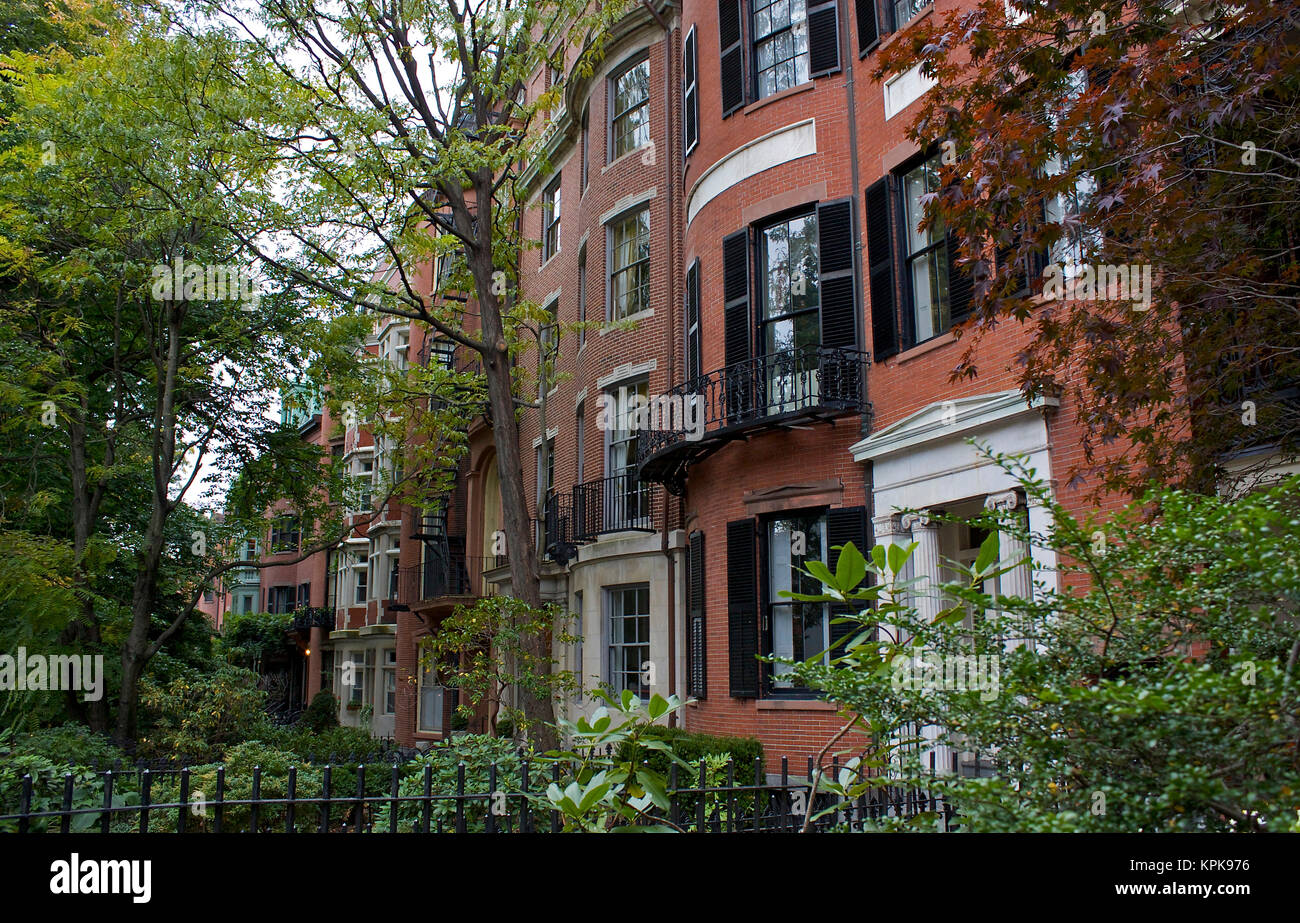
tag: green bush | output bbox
[619,726,765,786]
[137,665,271,761]
[145,741,326,832]
[8,723,126,769]
[372,735,524,832]
[268,724,388,762]
[0,750,117,832]
[301,690,339,732]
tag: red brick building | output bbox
[488,0,1133,766]
[227,0,1184,765]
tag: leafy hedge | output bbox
[618,726,765,786]
[372,735,524,833]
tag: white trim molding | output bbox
[853,390,1060,599]
[850,389,1058,464]
[687,119,817,226]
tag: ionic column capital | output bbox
[900,510,941,532]
[984,490,1022,513]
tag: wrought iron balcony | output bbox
[636,345,870,494]
[398,540,497,607]
[542,474,663,563]
[289,607,335,634]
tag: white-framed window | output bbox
[572,590,584,693]
[363,648,376,708]
[890,0,931,29]
[607,584,650,698]
[381,648,397,716]
[902,152,950,344]
[542,176,561,261]
[354,562,368,604]
[752,0,809,100]
[683,26,698,156]
[609,56,650,160]
[608,207,650,320]
[766,513,830,688]
[337,650,365,707]
[603,379,651,530]
[1044,69,1099,277]
[417,661,444,733]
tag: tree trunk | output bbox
[66,392,111,734]
[469,202,558,752]
[114,300,183,746]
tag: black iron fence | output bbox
[0,754,955,834]
[636,345,869,469]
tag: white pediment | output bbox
[850,389,1058,463]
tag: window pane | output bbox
[768,517,828,686]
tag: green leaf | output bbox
[833,541,868,593]
[975,530,999,575]
[887,541,916,576]
[804,558,836,588]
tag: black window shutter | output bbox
[684,28,699,156]
[947,232,975,323]
[726,518,760,698]
[817,197,858,350]
[807,0,841,78]
[723,229,750,365]
[685,258,702,382]
[723,229,753,421]
[855,0,880,53]
[865,178,899,361]
[826,506,871,654]
[719,0,746,117]
[687,530,707,699]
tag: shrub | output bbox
[143,741,325,833]
[8,723,125,769]
[0,750,116,832]
[618,725,765,786]
[371,735,524,832]
[301,691,339,732]
[137,665,270,762]
[272,725,390,763]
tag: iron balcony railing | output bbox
[543,473,662,556]
[636,344,869,477]
[398,545,496,605]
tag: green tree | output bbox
[423,595,579,739]
[784,451,1300,831]
[0,13,376,742]
[167,0,638,747]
